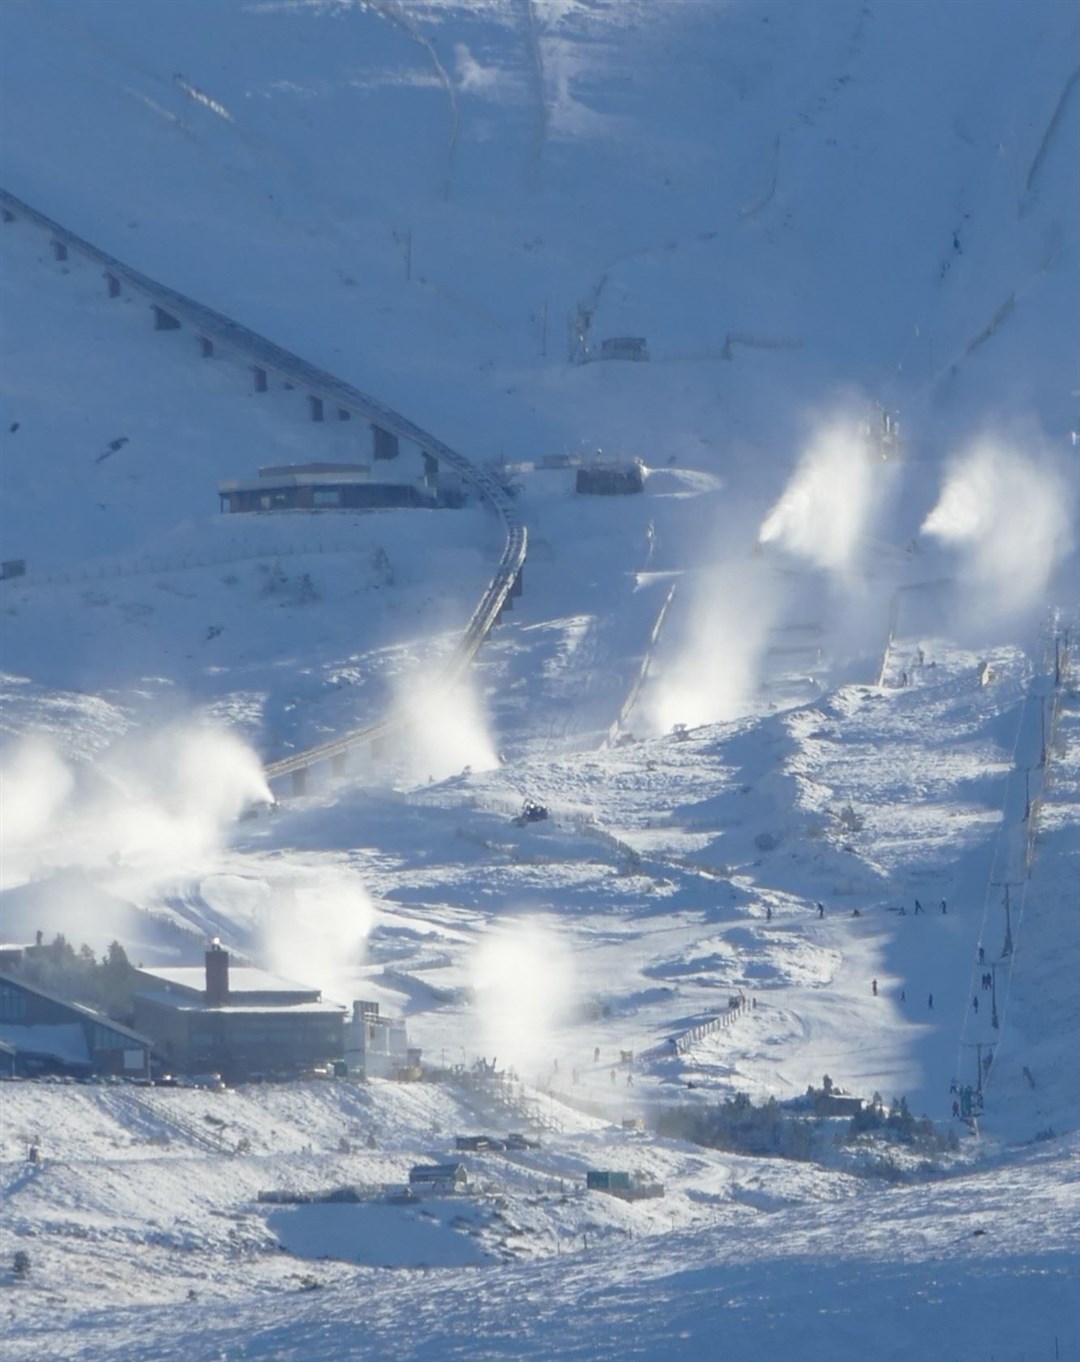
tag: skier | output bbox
[972,995,979,1013]
[978,946,985,964]
[817,902,825,919]
[952,1100,960,1118]
[871,979,878,997]
[594,1046,600,1063]
[610,1069,617,1085]
[928,993,934,1010]
[899,904,906,916]
[940,899,947,914]
[914,899,924,915]
[766,906,772,922]
[899,989,906,1003]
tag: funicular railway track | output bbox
[1,189,526,789]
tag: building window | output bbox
[0,982,27,1021]
[91,1024,128,1051]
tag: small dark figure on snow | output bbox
[928,993,934,1010]
[950,1078,958,1093]
[766,906,772,922]
[899,904,906,916]
[914,899,924,915]
[978,946,985,964]
[899,989,906,1002]
[817,902,825,919]
[940,899,947,914]
[952,1100,960,1118]
[972,996,979,1013]
[594,1046,601,1063]
[871,979,878,996]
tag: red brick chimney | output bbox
[205,941,230,1007]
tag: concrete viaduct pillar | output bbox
[331,752,347,778]
[253,366,268,393]
[291,768,307,796]
[152,304,181,331]
[104,272,121,298]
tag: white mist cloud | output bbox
[393,670,499,785]
[642,562,779,734]
[921,440,1075,619]
[0,722,271,890]
[759,414,883,575]
[0,737,74,876]
[261,864,376,1006]
[469,918,575,1079]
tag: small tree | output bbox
[100,941,134,1010]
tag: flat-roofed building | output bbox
[217,461,435,513]
[132,944,344,1081]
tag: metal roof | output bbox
[0,971,152,1047]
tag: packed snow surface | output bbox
[1,0,1078,1358]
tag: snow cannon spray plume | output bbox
[393,668,498,786]
[0,722,272,892]
[759,413,884,575]
[0,738,75,882]
[468,919,575,1081]
[262,864,376,1006]
[643,561,779,733]
[921,439,1075,620]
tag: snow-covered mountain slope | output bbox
[1,1,1078,1357]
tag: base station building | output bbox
[132,945,345,1081]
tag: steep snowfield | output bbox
[1,0,1078,1357]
